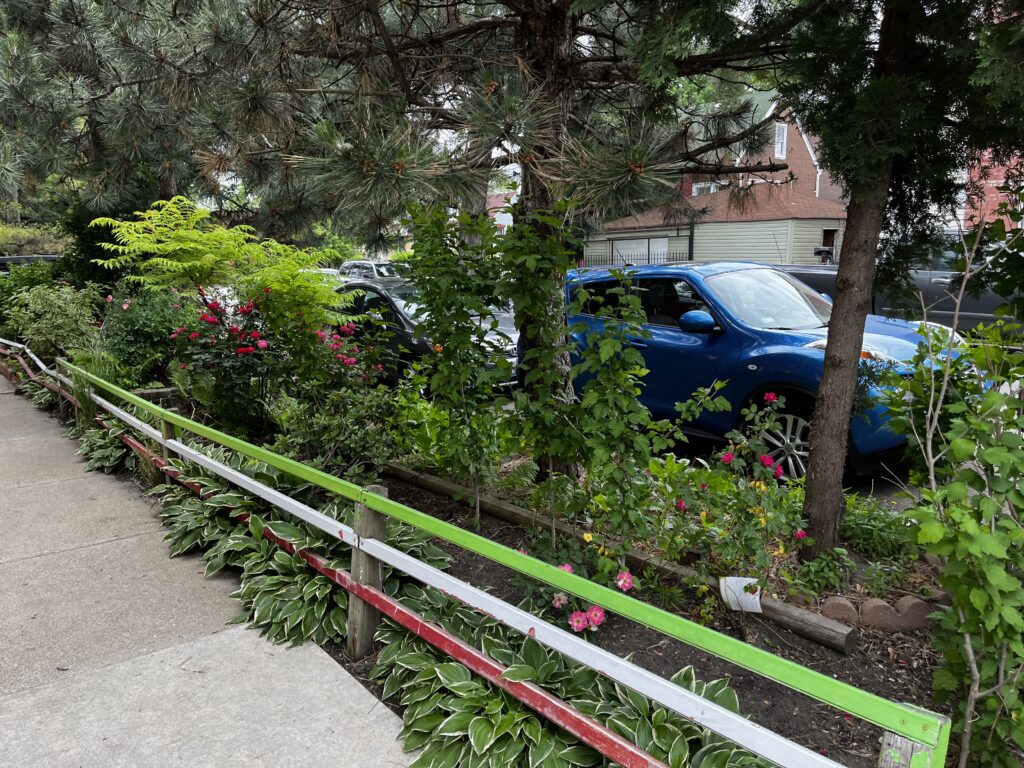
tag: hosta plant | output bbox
[373,585,769,768]
[75,424,138,474]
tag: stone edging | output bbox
[821,593,947,632]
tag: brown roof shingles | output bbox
[604,184,847,232]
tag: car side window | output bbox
[636,278,708,327]
[361,289,398,325]
[573,280,624,317]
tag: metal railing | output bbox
[0,337,951,768]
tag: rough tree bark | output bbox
[802,0,918,557]
[803,169,891,556]
[514,2,579,477]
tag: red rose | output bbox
[188,332,200,340]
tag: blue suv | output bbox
[567,262,930,477]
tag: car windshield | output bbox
[706,269,832,330]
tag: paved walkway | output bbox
[0,376,410,767]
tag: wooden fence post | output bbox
[347,484,388,659]
[160,418,175,461]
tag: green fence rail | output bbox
[56,357,950,765]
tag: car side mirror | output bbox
[820,293,833,304]
[679,310,716,333]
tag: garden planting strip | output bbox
[66,372,848,768]
[55,354,951,767]
[0,341,950,766]
[384,463,858,654]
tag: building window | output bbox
[611,237,669,264]
[822,229,837,248]
[774,122,787,160]
[691,181,719,196]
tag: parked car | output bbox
[337,260,405,281]
[777,254,1017,330]
[337,278,518,383]
[567,262,939,477]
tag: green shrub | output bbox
[268,383,402,483]
[8,281,99,361]
[97,286,184,387]
[840,496,916,560]
[885,323,1024,767]
[0,261,55,335]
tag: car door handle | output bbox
[627,339,647,349]
[931,277,953,286]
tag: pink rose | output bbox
[105,295,113,303]
[342,357,357,366]
[795,530,808,540]
[775,465,784,479]
[121,301,130,310]
[759,454,774,468]
[568,612,589,632]
[557,563,574,574]
[256,340,268,349]
[764,392,778,404]
[515,548,528,556]
[721,452,734,464]
[675,499,686,511]
[615,572,633,592]
[586,605,605,628]
[552,593,568,609]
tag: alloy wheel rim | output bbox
[761,412,812,479]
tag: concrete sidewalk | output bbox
[0,376,410,766]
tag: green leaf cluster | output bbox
[884,324,1024,766]
[372,585,770,768]
[74,424,138,476]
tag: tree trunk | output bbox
[515,3,578,478]
[802,169,891,556]
[802,0,917,557]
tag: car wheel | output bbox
[761,406,813,480]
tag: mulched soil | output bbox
[322,477,951,768]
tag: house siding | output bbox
[690,220,792,263]
[788,219,846,264]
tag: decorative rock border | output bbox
[822,594,942,631]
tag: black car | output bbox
[337,279,519,382]
[778,255,1017,330]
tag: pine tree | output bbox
[1,1,802,443]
